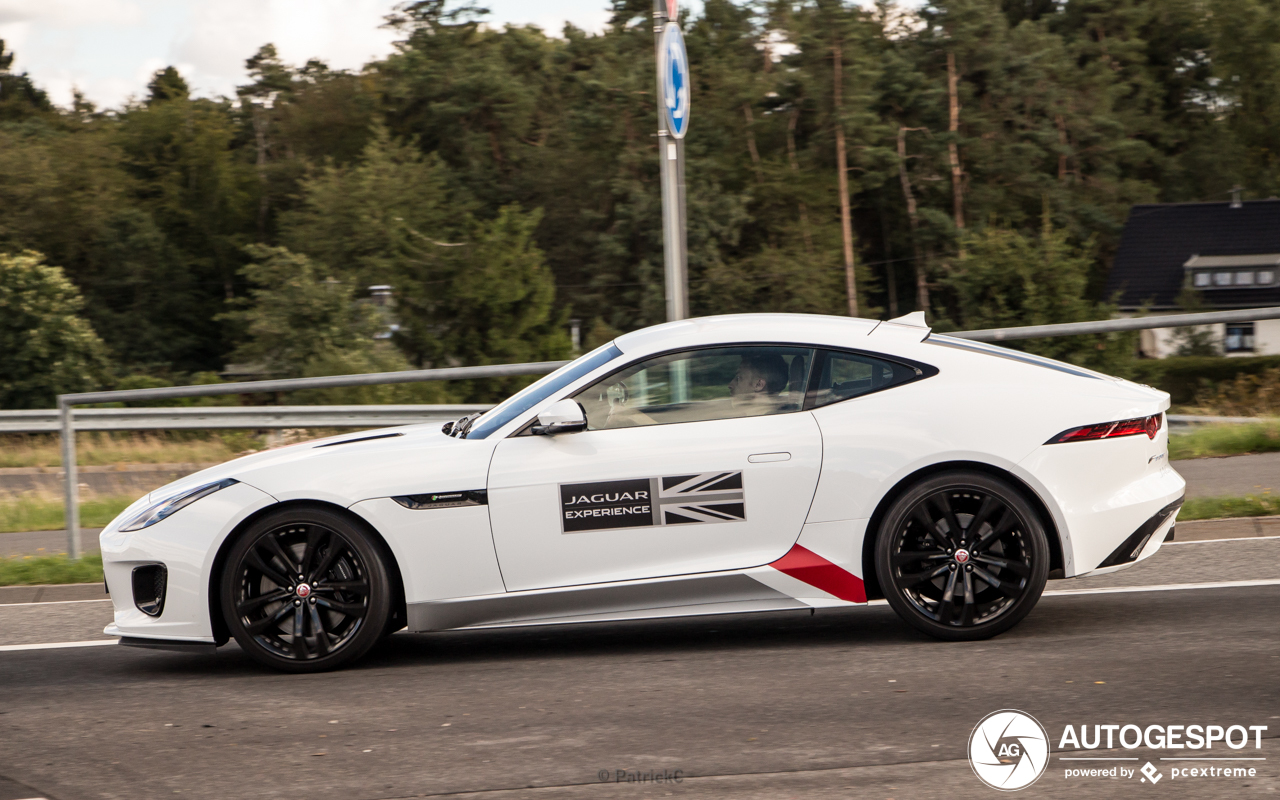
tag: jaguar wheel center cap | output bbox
[295,583,312,599]
[954,549,971,564]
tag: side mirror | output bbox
[532,399,587,435]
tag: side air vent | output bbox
[393,491,487,510]
[132,564,168,617]
[314,432,404,448]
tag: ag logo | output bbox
[968,709,1049,791]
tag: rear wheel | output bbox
[875,471,1049,641]
[221,507,391,672]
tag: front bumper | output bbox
[99,481,276,643]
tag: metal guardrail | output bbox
[0,405,491,434]
[1167,415,1266,428]
[950,306,1280,341]
[46,306,1280,557]
[54,361,566,558]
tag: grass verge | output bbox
[1180,495,1279,521]
[0,495,135,533]
[1168,420,1280,460]
[0,553,103,585]
[0,431,253,469]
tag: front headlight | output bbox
[119,479,239,532]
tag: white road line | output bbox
[0,640,116,653]
[1166,534,1280,546]
[0,598,113,608]
[4,579,1280,654]
[1045,578,1280,596]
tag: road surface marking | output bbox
[0,640,116,653]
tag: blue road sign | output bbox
[660,23,690,139]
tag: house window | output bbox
[1236,271,1255,285]
[1213,272,1233,286]
[1225,323,1255,353]
[1193,272,1211,287]
[1259,270,1275,285]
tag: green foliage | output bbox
[937,213,1135,372]
[1166,288,1219,357]
[4,2,1280,387]
[0,251,112,408]
[0,554,104,585]
[441,206,573,400]
[1169,422,1280,460]
[146,67,190,104]
[221,245,400,377]
[1130,355,1280,405]
[0,39,52,121]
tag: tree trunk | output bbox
[897,126,929,317]
[833,37,858,317]
[946,51,964,232]
[252,105,270,242]
[742,103,763,184]
[787,107,813,254]
[1055,113,1069,182]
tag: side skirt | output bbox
[407,573,807,632]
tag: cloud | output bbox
[171,0,399,99]
[0,0,141,27]
[6,0,631,109]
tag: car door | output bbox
[486,345,823,592]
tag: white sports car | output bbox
[101,313,1185,672]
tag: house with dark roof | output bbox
[1107,198,1280,357]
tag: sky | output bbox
[0,0,650,110]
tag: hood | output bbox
[147,423,499,508]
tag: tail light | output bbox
[1047,413,1162,444]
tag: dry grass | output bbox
[0,431,257,468]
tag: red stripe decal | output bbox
[769,544,866,603]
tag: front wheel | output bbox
[221,507,392,672]
[875,471,1049,641]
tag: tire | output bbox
[220,506,392,672]
[874,471,1049,641]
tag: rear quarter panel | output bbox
[806,342,1169,578]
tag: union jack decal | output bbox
[655,472,746,525]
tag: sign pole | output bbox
[653,0,689,321]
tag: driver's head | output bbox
[729,353,789,399]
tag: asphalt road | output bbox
[1175,451,1280,498]
[0,538,1277,800]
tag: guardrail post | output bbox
[59,397,80,560]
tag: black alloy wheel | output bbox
[221,507,391,672]
[875,471,1049,641]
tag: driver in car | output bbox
[727,353,791,416]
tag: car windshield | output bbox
[464,343,624,439]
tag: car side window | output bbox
[807,349,922,409]
[573,346,815,430]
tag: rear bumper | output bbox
[1020,434,1185,576]
[1096,496,1184,570]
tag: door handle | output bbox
[748,452,791,463]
